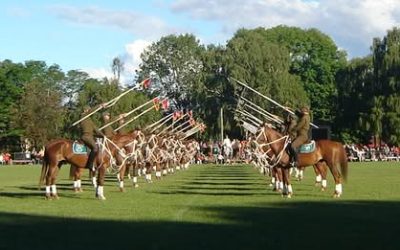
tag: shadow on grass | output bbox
[1,200,399,250]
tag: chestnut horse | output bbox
[256,124,348,198]
[39,132,139,200]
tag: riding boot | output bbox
[288,144,298,167]
[86,148,98,171]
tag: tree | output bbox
[137,34,205,110]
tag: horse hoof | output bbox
[321,187,326,192]
[119,188,125,192]
[133,184,139,188]
[45,195,52,200]
[287,193,292,198]
[79,188,83,193]
[51,194,60,200]
[97,195,106,200]
[269,183,273,187]
[74,188,79,193]
[333,193,341,198]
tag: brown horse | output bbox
[256,124,348,198]
[39,132,139,200]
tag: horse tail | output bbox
[339,146,348,182]
[38,148,49,189]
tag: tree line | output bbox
[1,25,400,151]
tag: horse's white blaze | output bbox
[335,184,342,194]
[51,185,57,194]
[316,174,322,182]
[156,171,161,177]
[119,181,124,189]
[322,179,327,188]
[45,186,51,194]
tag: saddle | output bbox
[72,141,89,154]
[299,140,316,153]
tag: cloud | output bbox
[6,6,31,18]
[82,67,114,80]
[170,0,400,57]
[49,5,181,39]
[123,39,151,74]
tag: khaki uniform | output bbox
[102,126,115,139]
[80,114,101,150]
[285,114,297,140]
[290,113,310,149]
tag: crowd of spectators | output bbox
[345,144,400,162]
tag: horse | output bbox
[256,124,348,198]
[39,132,140,200]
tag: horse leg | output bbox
[145,163,153,183]
[131,163,139,188]
[316,161,328,191]
[282,167,293,198]
[313,164,322,187]
[49,165,60,200]
[118,163,126,192]
[95,165,106,200]
[326,161,343,198]
[155,162,162,180]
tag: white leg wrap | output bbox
[45,186,51,194]
[162,169,168,175]
[116,173,121,181]
[119,181,124,189]
[185,162,190,169]
[152,166,156,171]
[92,177,97,187]
[322,179,327,188]
[288,184,293,194]
[289,168,293,175]
[299,170,304,178]
[51,185,57,195]
[77,179,82,188]
[146,173,152,181]
[335,184,342,194]
[156,171,162,177]
[279,182,284,190]
[271,177,276,184]
[132,176,138,184]
[316,174,322,182]
[97,186,104,196]
[73,181,78,188]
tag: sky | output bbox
[1,0,400,83]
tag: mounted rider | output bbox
[101,111,115,139]
[80,105,105,171]
[288,106,311,166]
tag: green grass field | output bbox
[1,162,400,250]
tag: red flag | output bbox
[161,99,169,110]
[142,78,151,89]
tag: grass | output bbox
[1,162,400,250]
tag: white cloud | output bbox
[49,5,182,39]
[124,39,151,73]
[170,0,400,57]
[83,67,114,80]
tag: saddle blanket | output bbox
[72,141,88,154]
[299,140,316,153]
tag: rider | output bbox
[117,117,128,136]
[101,111,115,139]
[284,113,297,140]
[288,106,311,166]
[80,105,104,171]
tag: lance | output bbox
[239,95,284,124]
[182,126,201,140]
[230,77,318,128]
[243,102,283,124]
[170,119,191,133]
[234,109,262,128]
[72,78,150,127]
[174,121,195,135]
[149,114,173,133]
[157,113,188,136]
[115,105,154,131]
[236,109,263,125]
[99,98,155,130]
[146,113,173,130]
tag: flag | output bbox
[153,97,160,111]
[142,78,151,89]
[161,99,169,110]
